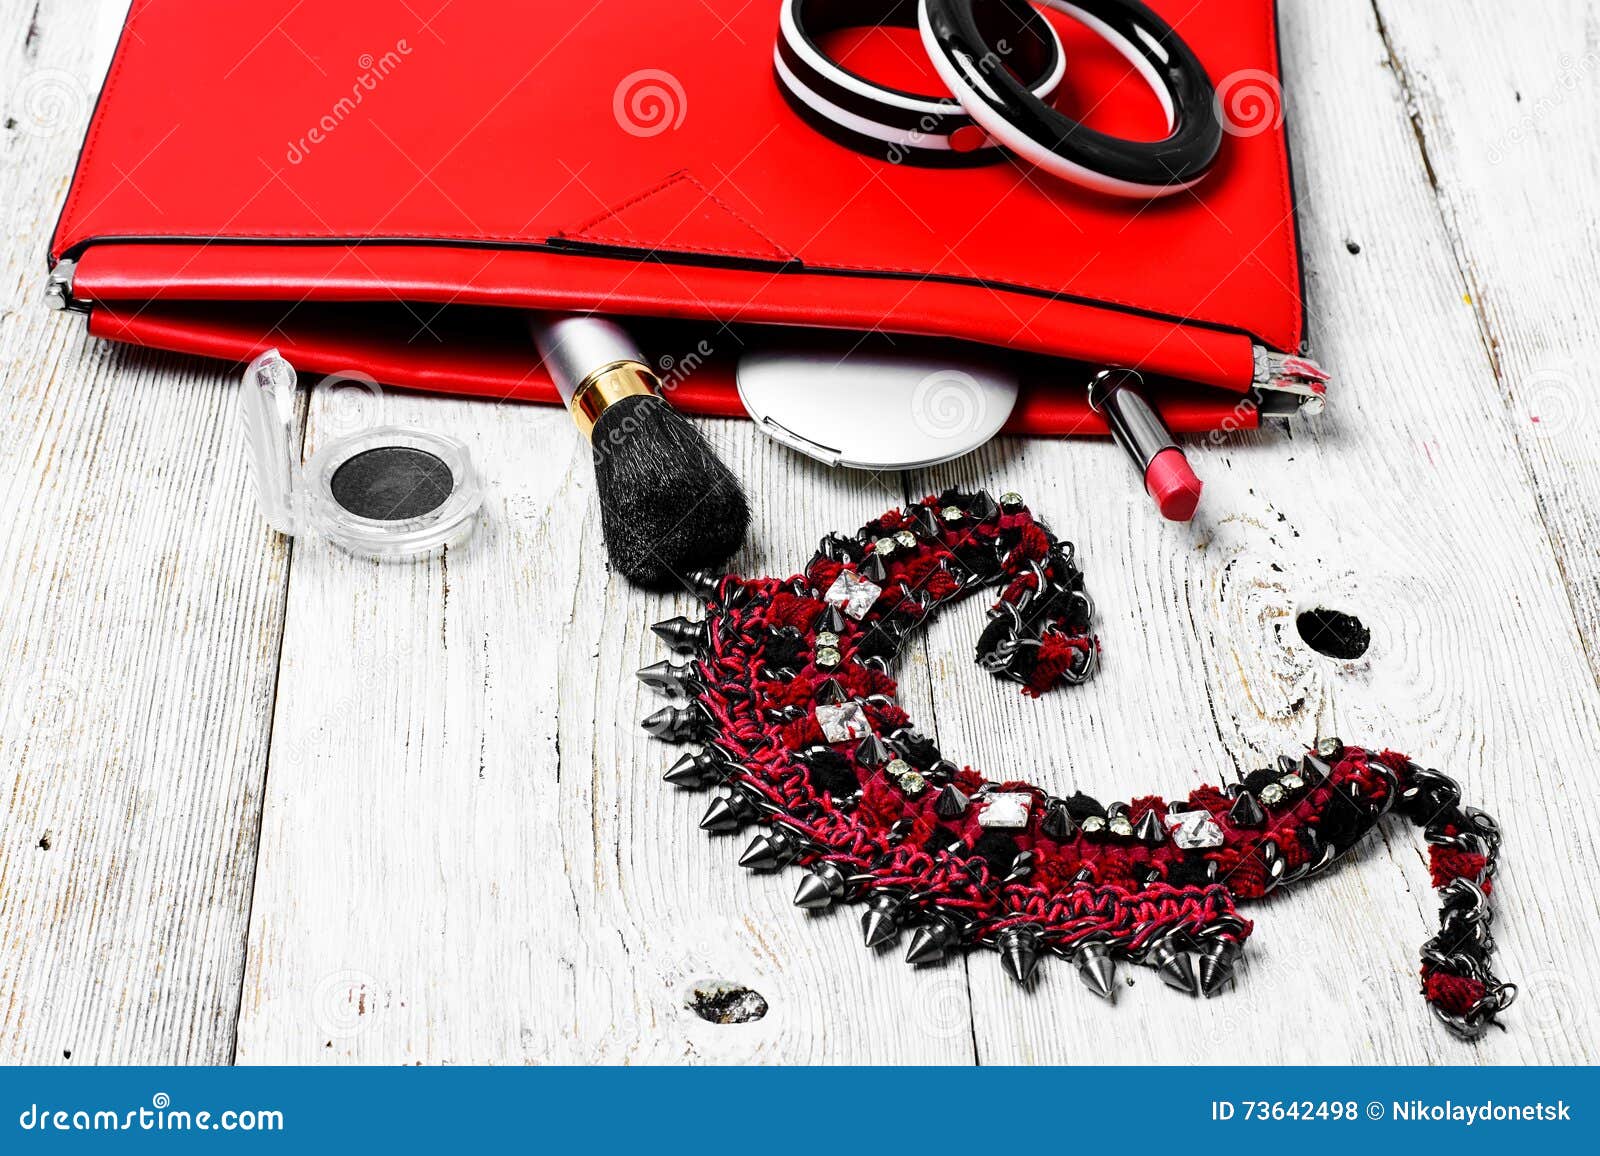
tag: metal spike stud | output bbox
[1005,851,1036,883]
[1147,937,1199,995]
[1041,800,1078,841]
[814,678,847,706]
[699,790,758,833]
[1300,752,1332,784]
[1197,939,1243,998]
[821,605,848,634]
[1277,754,1300,775]
[683,569,723,604]
[855,734,892,766]
[861,893,904,949]
[1228,791,1266,829]
[1075,942,1118,1001]
[904,916,961,967]
[998,925,1043,985]
[664,748,728,790]
[641,703,706,742]
[739,827,802,872]
[915,504,943,538]
[794,861,847,909]
[636,658,696,697]
[651,616,707,656]
[1135,809,1167,845]
[861,553,889,584]
[970,489,999,521]
[934,784,970,818]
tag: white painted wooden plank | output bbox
[1370,0,1600,688]
[11,0,1596,1067]
[1357,0,1600,1054]
[0,0,282,1064]
[234,382,974,1063]
[913,0,1600,1063]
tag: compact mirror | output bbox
[241,350,482,560]
[736,342,1019,470]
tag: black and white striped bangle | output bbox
[918,0,1223,196]
[775,0,1065,166]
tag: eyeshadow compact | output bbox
[241,349,482,560]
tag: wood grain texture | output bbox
[233,388,979,1063]
[1370,0,1600,684]
[912,0,1600,1063]
[3,0,1598,1066]
[0,0,283,1064]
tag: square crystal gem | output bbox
[1164,809,1225,849]
[816,701,871,743]
[978,791,1032,829]
[823,570,882,621]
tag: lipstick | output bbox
[1088,369,1203,521]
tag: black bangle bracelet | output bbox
[776,0,1065,166]
[918,0,1223,196]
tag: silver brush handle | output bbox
[532,314,651,406]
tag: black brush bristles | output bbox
[590,394,749,590]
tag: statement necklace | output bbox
[639,491,1515,1040]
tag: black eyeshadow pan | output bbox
[330,446,456,520]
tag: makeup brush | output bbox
[532,314,749,590]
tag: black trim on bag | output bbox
[51,231,1288,352]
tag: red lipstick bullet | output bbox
[1088,369,1203,522]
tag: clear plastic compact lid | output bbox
[241,349,303,534]
[239,349,482,560]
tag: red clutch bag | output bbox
[47,0,1320,435]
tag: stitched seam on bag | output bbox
[562,233,789,261]
[559,170,793,262]
[1264,0,1301,351]
[55,0,149,252]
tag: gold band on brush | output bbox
[567,361,658,440]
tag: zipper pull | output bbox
[44,259,89,314]
[1252,346,1329,416]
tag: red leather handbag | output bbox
[47,0,1319,435]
